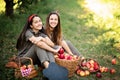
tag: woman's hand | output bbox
[29,36,43,44]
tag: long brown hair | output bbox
[16,14,44,50]
[45,11,62,45]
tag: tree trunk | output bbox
[4,0,14,17]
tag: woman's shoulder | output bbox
[25,29,34,36]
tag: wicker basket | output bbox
[55,56,80,77]
[14,57,38,79]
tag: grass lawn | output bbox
[0,0,120,80]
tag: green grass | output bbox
[0,0,120,80]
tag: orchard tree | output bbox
[4,0,14,17]
[4,0,38,17]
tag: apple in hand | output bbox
[58,48,64,54]
[111,58,116,65]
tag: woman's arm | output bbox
[29,36,59,54]
[61,40,73,55]
[43,36,55,47]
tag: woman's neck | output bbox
[32,29,39,34]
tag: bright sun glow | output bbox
[85,0,113,19]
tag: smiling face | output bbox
[49,14,58,28]
[30,16,42,33]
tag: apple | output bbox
[58,48,64,54]
[27,64,33,69]
[110,68,116,74]
[20,65,26,70]
[89,59,94,64]
[104,67,109,72]
[111,58,116,65]
[94,62,99,70]
[85,70,90,76]
[76,69,81,75]
[67,55,72,60]
[96,72,102,78]
[81,61,87,67]
[86,62,91,68]
[100,66,105,73]
[79,70,85,76]
[89,67,94,72]
[58,54,65,59]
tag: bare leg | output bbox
[43,61,49,68]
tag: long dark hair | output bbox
[45,11,62,45]
[16,14,45,50]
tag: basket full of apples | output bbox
[14,57,38,79]
[54,48,80,77]
[80,58,100,73]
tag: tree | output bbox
[3,0,38,17]
[4,0,14,17]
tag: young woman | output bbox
[44,11,81,56]
[16,14,61,68]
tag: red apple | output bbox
[104,67,109,72]
[76,69,81,75]
[20,65,26,70]
[89,67,94,72]
[96,72,102,78]
[86,62,91,68]
[58,48,64,54]
[58,54,65,59]
[94,62,99,70]
[110,68,116,74]
[111,58,116,65]
[67,55,72,60]
[81,61,86,67]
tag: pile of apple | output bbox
[76,66,90,77]
[20,65,32,77]
[80,59,100,72]
[75,57,117,78]
[56,48,79,60]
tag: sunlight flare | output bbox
[85,0,113,19]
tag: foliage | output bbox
[77,0,120,53]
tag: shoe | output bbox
[5,61,19,68]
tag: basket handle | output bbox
[18,57,33,68]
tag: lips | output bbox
[50,22,57,27]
